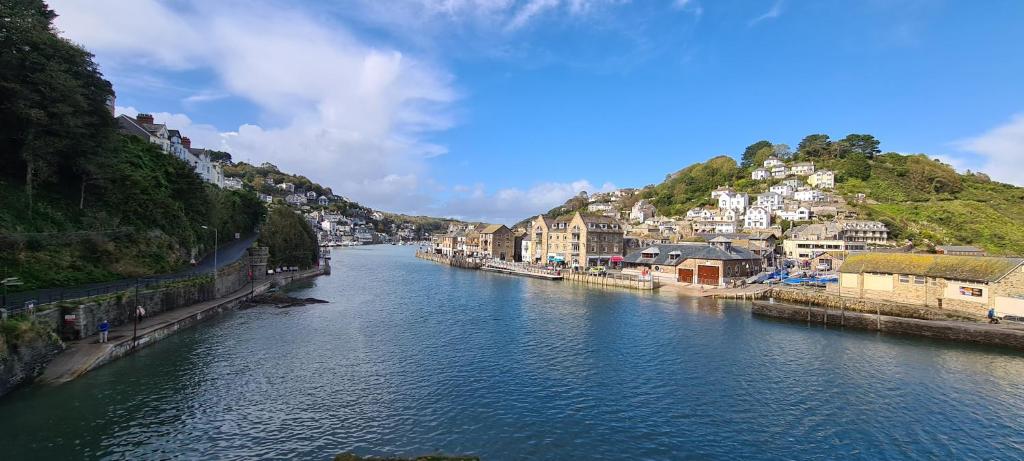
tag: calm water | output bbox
[2,245,1024,460]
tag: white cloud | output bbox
[440,180,617,224]
[953,113,1024,186]
[749,1,783,26]
[672,0,703,16]
[52,0,456,214]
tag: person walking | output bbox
[988,307,1000,324]
[98,319,110,343]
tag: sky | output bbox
[48,0,1024,224]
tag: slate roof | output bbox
[480,224,508,234]
[839,253,1024,283]
[116,115,152,140]
[623,243,760,266]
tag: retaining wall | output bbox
[765,286,980,321]
[564,272,656,290]
[752,301,1024,350]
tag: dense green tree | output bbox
[841,134,881,159]
[260,207,319,269]
[741,140,773,168]
[840,152,872,180]
[0,0,115,213]
[796,134,832,159]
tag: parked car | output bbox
[587,266,608,276]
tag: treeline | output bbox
[0,1,265,290]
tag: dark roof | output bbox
[623,243,760,266]
[839,253,1024,283]
[579,214,620,224]
[116,115,152,140]
[480,224,508,234]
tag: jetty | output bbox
[480,260,563,280]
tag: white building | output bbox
[686,207,714,220]
[714,221,740,234]
[764,156,785,168]
[770,184,795,198]
[782,179,804,189]
[776,206,812,221]
[717,192,749,212]
[285,194,307,206]
[808,170,835,189]
[588,202,614,213]
[794,189,826,202]
[751,168,770,180]
[630,200,656,223]
[791,162,816,176]
[223,177,243,190]
[711,186,734,200]
[258,193,273,203]
[744,207,772,230]
[770,165,788,179]
[756,192,784,211]
[318,196,329,206]
[306,190,318,200]
[278,182,295,192]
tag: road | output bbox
[2,233,259,310]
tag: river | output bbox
[2,245,1023,460]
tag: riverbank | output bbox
[751,300,1024,350]
[36,266,327,386]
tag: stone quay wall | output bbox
[415,251,484,269]
[764,286,980,321]
[751,301,1024,351]
[564,272,656,290]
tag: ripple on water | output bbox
[2,246,1024,460]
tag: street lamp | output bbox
[202,225,218,288]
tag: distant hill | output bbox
[223,162,461,236]
[633,137,1024,255]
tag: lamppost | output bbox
[201,225,218,289]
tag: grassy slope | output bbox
[634,153,1024,255]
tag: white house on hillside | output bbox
[808,170,835,189]
[744,207,772,230]
[756,192,784,211]
[630,200,656,223]
[770,184,795,198]
[751,168,770,180]
[764,156,784,168]
[776,206,811,221]
[717,192,749,212]
[791,162,816,176]
[794,189,826,202]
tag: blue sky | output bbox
[50,0,1024,223]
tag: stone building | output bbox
[838,253,1024,316]
[621,238,762,287]
[479,224,515,261]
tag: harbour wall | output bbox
[751,301,1024,351]
[415,251,483,269]
[764,286,980,321]
[564,272,656,290]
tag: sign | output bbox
[959,286,983,298]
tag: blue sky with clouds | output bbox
[49,0,1024,223]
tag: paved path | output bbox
[4,233,258,310]
[38,271,290,385]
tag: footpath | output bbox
[39,267,324,385]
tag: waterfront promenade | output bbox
[39,266,326,384]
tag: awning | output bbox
[610,256,624,262]
[548,256,565,262]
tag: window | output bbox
[914,276,926,285]
[899,275,910,284]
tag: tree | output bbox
[841,153,872,181]
[772,143,792,159]
[841,134,881,159]
[796,134,832,159]
[260,207,319,269]
[0,0,115,213]
[741,140,773,168]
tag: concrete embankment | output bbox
[415,251,483,269]
[752,301,1024,350]
[564,272,656,290]
[764,286,979,321]
[35,266,327,387]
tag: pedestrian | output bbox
[98,319,110,343]
[988,307,1000,324]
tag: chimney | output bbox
[182,137,191,148]
[136,113,154,125]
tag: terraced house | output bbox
[529,212,625,267]
[838,253,1024,317]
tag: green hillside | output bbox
[636,135,1024,256]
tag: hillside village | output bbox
[427,150,1024,319]
[115,111,455,246]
